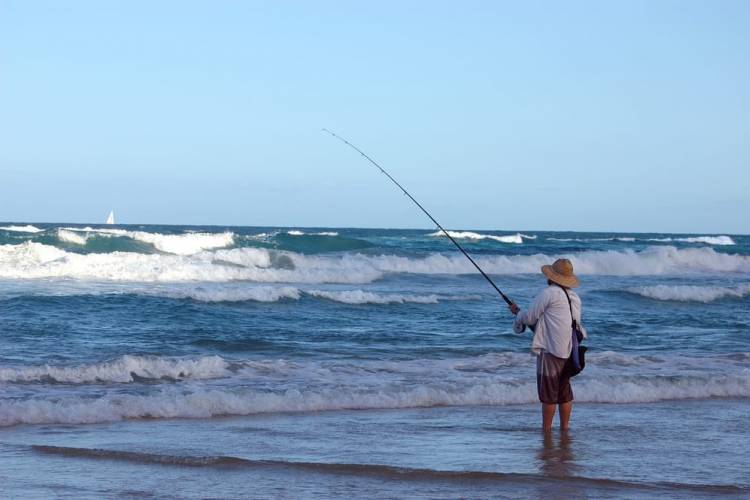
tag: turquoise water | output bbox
[0,223,748,498]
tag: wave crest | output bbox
[0,225,44,233]
[626,284,750,303]
[428,230,531,244]
[0,355,231,384]
[2,371,748,426]
[60,227,234,255]
[1,243,748,283]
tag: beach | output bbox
[1,224,748,498]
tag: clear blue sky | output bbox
[1,0,748,233]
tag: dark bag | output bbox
[560,286,587,377]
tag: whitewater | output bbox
[1,223,748,497]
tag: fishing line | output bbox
[323,128,514,306]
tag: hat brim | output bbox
[541,264,580,288]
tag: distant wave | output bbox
[153,286,302,303]
[360,245,750,276]
[548,237,636,243]
[151,287,479,305]
[305,290,480,305]
[60,227,234,255]
[646,236,735,245]
[0,225,44,233]
[1,242,749,283]
[626,284,750,303]
[428,231,535,244]
[287,230,339,237]
[548,235,735,245]
[0,284,480,305]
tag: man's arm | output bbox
[510,290,549,332]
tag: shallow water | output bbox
[1,224,748,497]
[3,401,748,499]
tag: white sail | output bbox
[105,210,115,225]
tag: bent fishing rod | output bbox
[323,128,514,307]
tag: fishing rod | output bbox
[323,128,514,307]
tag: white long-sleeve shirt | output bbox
[513,284,587,358]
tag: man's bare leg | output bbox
[559,401,573,431]
[542,403,556,431]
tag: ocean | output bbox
[0,223,748,498]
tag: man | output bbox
[509,258,587,432]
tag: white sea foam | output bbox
[0,355,231,384]
[428,230,528,244]
[627,284,750,303]
[0,225,44,233]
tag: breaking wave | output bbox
[428,231,535,244]
[548,235,735,245]
[548,237,636,242]
[1,242,748,283]
[305,290,480,305]
[626,284,750,303]
[2,372,748,426]
[647,235,735,245]
[0,355,231,384]
[147,287,478,304]
[60,227,234,255]
[287,230,339,237]
[151,286,302,303]
[56,229,88,245]
[2,351,749,426]
[0,225,44,233]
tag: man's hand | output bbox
[509,303,520,315]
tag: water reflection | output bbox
[537,430,579,477]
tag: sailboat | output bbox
[105,210,115,225]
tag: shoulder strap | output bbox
[556,284,577,328]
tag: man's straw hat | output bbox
[541,258,580,288]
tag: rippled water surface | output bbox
[1,223,748,497]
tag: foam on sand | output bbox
[626,284,750,303]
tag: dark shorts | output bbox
[536,351,573,404]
